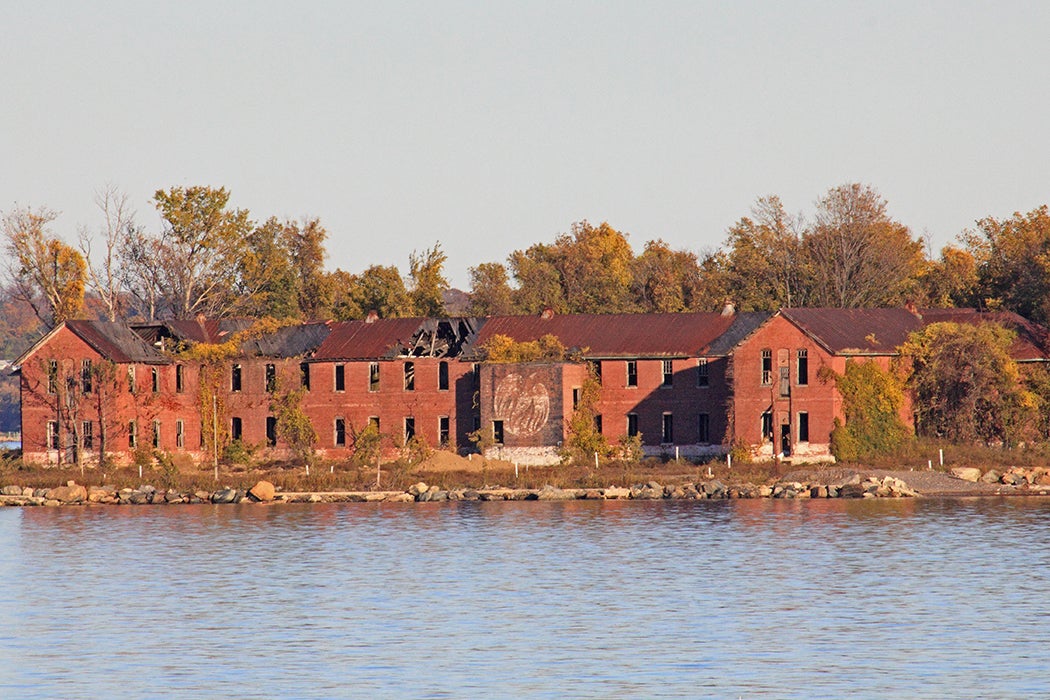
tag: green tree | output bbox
[468,262,515,315]
[283,217,332,319]
[900,322,1038,446]
[828,360,911,460]
[145,186,254,319]
[1,205,87,327]
[240,217,300,319]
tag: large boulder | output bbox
[248,480,276,502]
[950,467,982,482]
[47,482,87,504]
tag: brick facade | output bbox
[16,309,1048,467]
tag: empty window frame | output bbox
[300,362,311,390]
[152,367,160,393]
[47,420,60,450]
[572,387,581,410]
[779,366,790,398]
[439,361,449,391]
[128,420,137,448]
[265,364,276,393]
[594,414,603,434]
[231,417,243,442]
[47,359,58,394]
[697,358,709,387]
[368,362,380,392]
[626,360,638,388]
[81,359,93,393]
[661,413,673,444]
[368,416,380,431]
[492,420,505,444]
[231,364,242,392]
[127,365,136,393]
[176,364,185,393]
[798,412,810,443]
[439,416,450,446]
[627,413,639,438]
[761,411,774,441]
[662,359,673,387]
[761,349,772,385]
[698,413,710,444]
[176,419,185,448]
[589,360,602,385]
[403,362,415,391]
[266,417,277,447]
[404,416,415,443]
[334,364,345,392]
[335,418,346,446]
[472,363,480,389]
[797,349,809,386]
[82,420,93,449]
[152,420,161,449]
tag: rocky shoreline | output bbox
[3,465,1048,507]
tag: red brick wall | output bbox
[303,357,475,457]
[19,327,200,464]
[591,357,731,448]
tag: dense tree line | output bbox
[5,181,1050,331]
[3,180,1050,447]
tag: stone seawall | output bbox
[0,473,922,507]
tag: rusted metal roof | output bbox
[467,312,746,359]
[313,318,434,361]
[781,308,925,355]
[65,321,168,364]
[780,307,1050,360]
[239,322,331,358]
[705,312,774,356]
[918,308,1050,361]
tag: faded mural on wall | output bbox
[493,372,550,436]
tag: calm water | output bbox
[1,498,1049,698]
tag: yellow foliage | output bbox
[482,334,568,363]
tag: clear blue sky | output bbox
[3,1,1049,289]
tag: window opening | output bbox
[439,416,450,446]
[697,358,709,387]
[231,364,242,392]
[334,364,345,392]
[627,413,639,437]
[403,362,415,391]
[698,413,710,444]
[661,413,673,444]
[82,359,93,393]
[626,360,638,387]
[439,361,449,391]
[662,359,673,386]
[335,418,346,446]
[761,349,772,385]
[369,362,379,392]
[797,349,809,386]
[265,364,276,393]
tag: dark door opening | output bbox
[780,423,791,457]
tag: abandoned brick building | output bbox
[14,307,1050,466]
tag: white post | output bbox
[330,465,334,474]
[928,459,932,470]
[727,453,732,470]
[306,463,309,477]
[515,462,518,478]
[594,452,598,469]
[939,449,944,466]
[675,446,679,462]
[707,466,713,478]
[138,464,142,479]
